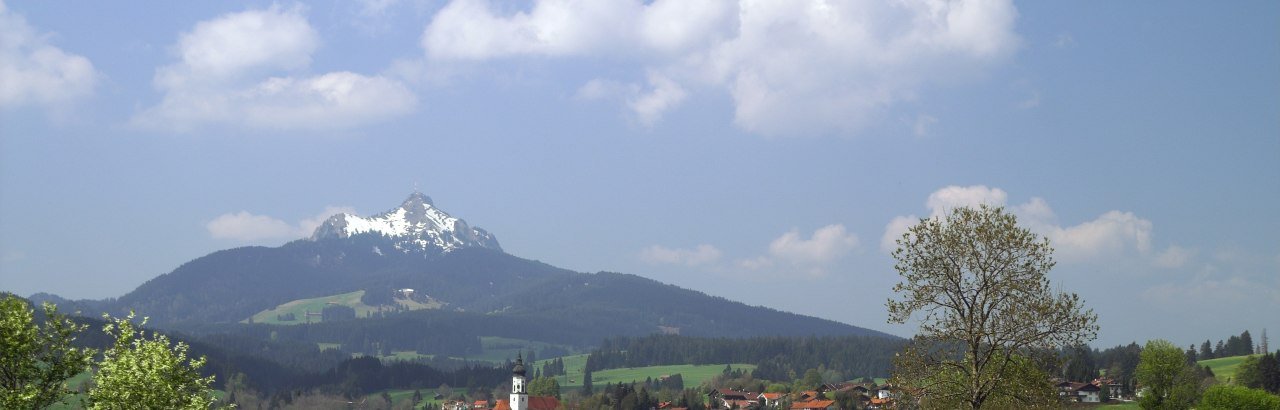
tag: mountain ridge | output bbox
[91,193,895,344]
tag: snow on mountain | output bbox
[310,192,501,253]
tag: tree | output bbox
[88,312,220,409]
[0,295,96,409]
[581,369,594,395]
[1198,384,1280,409]
[1237,355,1263,388]
[1199,341,1213,360]
[886,205,1099,409]
[528,376,561,399]
[1135,339,1201,410]
[1260,353,1280,394]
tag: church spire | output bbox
[511,353,528,410]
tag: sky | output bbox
[1,0,1277,349]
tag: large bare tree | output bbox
[886,205,1098,409]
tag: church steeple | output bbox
[511,353,528,410]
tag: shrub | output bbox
[1198,384,1280,410]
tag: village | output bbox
[431,356,1126,410]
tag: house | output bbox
[867,397,892,409]
[873,385,894,400]
[790,400,835,410]
[441,401,469,410]
[759,392,785,407]
[712,388,759,408]
[1075,383,1102,403]
[1056,381,1102,403]
[472,400,489,409]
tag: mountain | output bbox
[107,193,895,346]
[310,192,500,253]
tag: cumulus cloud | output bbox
[639,244,722,266]
[575,73,687,126]
[882,185,1158,263]
[207,206,354,242]
[741,224,859,277]
[420,0,1019,134]
[135,5,416,131]
[0,1,97,109]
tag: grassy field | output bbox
[369,388,451,410]
[356,336,584,364]
[530,354,755,389]
[242,290,442,325]
[1198,354,1256,383]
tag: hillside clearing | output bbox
[242,290,442,325]
[1198,354,1257,384]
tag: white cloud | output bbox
[769,224,859,264]
[882,185,1158,263]
[639,244,722,266]
[206,211,297,241]
[925,185,1008,218]
[297,206,358,236]
[575,78,630,101]
[207,206,354,242]
[135,5,416,131]
[422,0,645,60]
[0,1,97,109]
[628,73,686,126]
[1153,245,1194,269]
[880,215,919,253]
[741,224,859,277]
[419,0,1019,135]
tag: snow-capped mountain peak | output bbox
[310,193,501,253]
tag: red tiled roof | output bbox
[791,399,835,409]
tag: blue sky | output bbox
[1,0,1276,348]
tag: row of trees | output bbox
[1,295,222,409]
[583,334,903,381]
[1192,329,1264,361]
[1235,352,1280,393]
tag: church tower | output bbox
[510,353,528,410]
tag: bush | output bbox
[1198,385,1280,410]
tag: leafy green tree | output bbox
[0,295,96,409]
[88,312,220,409]
[1238,355,1264,388]
[796,368,823,391]
[1136,339,1202,410]
[886,205,1099,409]
[528,376,561,399]
[1198,384,1280,409]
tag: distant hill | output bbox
[1198,354,1258,383]
[93,193,893,349]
